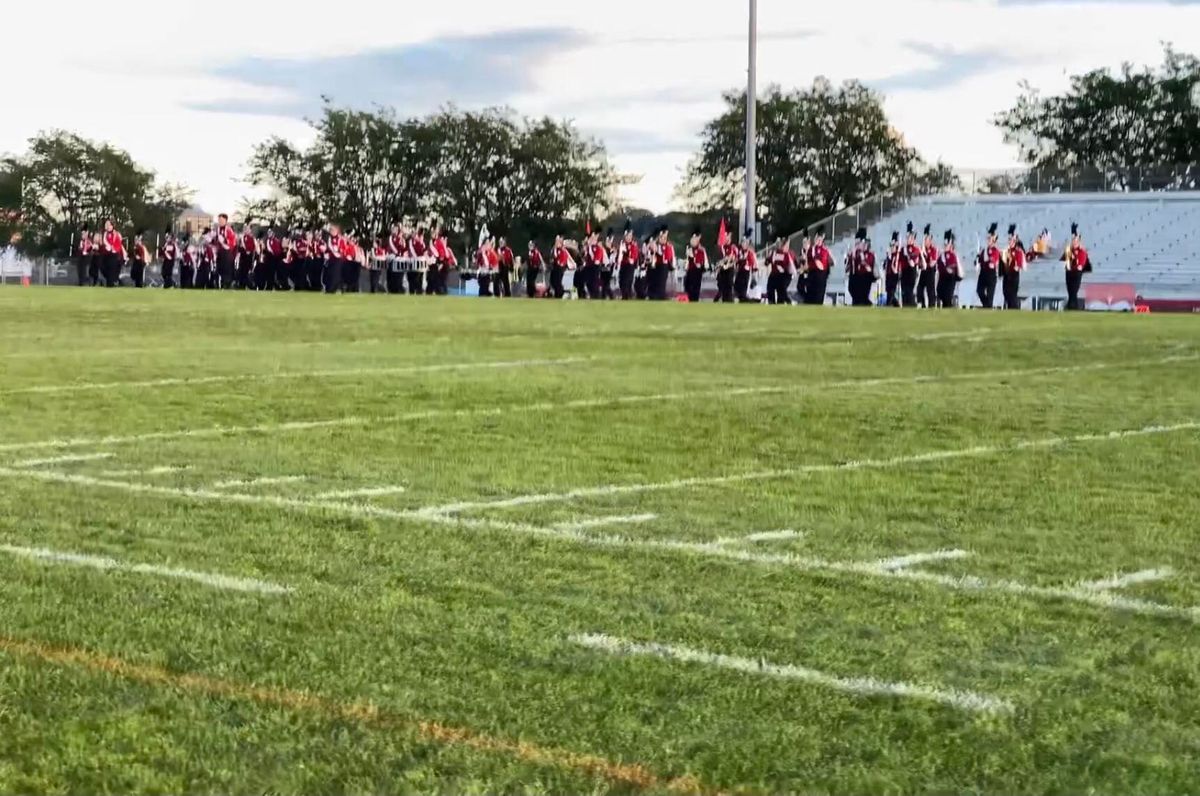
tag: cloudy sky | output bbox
[7,0,1200,215]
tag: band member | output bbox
[734,229,757,303]
[407,225,427,295]
[1063,222,1091,310]
[1002,223,1026,310]
[598,229,617,299]
[201,228,218,289]
[526,239,544,297]
[159,230,178,289]
[806,225,833,305]
[846,228,877,306]
[496,235,515,298]
[324,225,344,294]
[75,225,92,287]
[936,229,963,308]
[550,234,570,298]
[617,222,639,300]
[635,236,653,300]
[884,231,901,307]
[898,222,923,307]
[214,213,236,290]
[652,226,675,301]
[100,219,124,288]
[918,224,938,308]
[180,235,197,289]
[714,236,736,303]
[587,232,608,300]
[431,227,455,295]
[383,223,406,295]
[129,230,150,288]
[685,227,709,303]
[292,230,313,292]
[765,235,794,305]
[89,230,103,286]
[266,227,288,290]
[976,222,1001,308]
[238,225,258,290]
[573,232,590,298]
[793,229,810,303]
[476,235,496,297]
[369,234,387,294]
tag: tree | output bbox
[244,103,618,252]
[3,131,192,255]
[994,45,1200,191]
[677,79,958,239]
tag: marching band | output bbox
[72,217,1093,309]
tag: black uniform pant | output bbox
[884,271,900,306]
[130,261,145,288]
[977,270,997,308]
[549,265,565,298]
[496,267,512,297]
[716,268,735,303]
[180,264,195,290]
[88,255,101,286]
[917,269,937,308]
[584,264,601,299]
[103,254,121,287]
[324,258,342,294]
[848,273,874,306]
[75,256,88,286]
[936,273,958,308]
[806,270,829,305]
[216,250,235,290]
[309,258,325,292]
[598,268,615,299]
[385,268,405,295]
[236,254,253,289]
[900,267,918,307]
[683,269,704,303]
[1002,270,1021,310]
[634,271,648,299]
[161,259,175,289]
[407,270,424,295]
[618,265,635,300]
[573,267,587,298]
[1065,270,1084,310]
[649,266,669,301]
[478,273,492,297]
[342,260,361,293]
[195,265,210,290]
[766,272,792,304]
[525,269,540,298]
[734,269,751,303]
[368,268,383,294]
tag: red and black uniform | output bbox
[260,234,286,291]
[765,248,794,305]
[918,241,939,308]
[341,237,362,294]
[213,224,236,289]
[159,238,178,289]
[847,245,877,307]
[549,244,571,299]
[898,241,923,307]
[617,237,640,300]
[238,231,257,289]
[805,242,833,305]
[101,229,125,287]
[714,242,738,303]
[936,249,962,308]
[475,247,497,298]
[180,244,197,290]
[1002,243,1026,310]
[130,239,150,288]
[407,234,427,295]
[382,233,405,295]
[75,232,93,286]
[323,233,344,294]
[976,242,1001,308]
[368,244,387,294]
[734,246,757,303]
[427,236,453,295]
[525,245,545,298]
[1065,243,1090,311]
[684,242,710,303]
[585,242,608,300]
[597,241,616,300]
[495,244,515,298]
[292,237,315,292]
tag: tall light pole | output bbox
[745,0,758,245]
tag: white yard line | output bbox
[416,421,1200,516]
[210,476,307,491]
[552,514,659,532]
[872,550,972,572]
[713,530,806,547]
[96,466,189,478]
[0,544,292,595]
[1078,568,1175,592]
[571,633,1014,715]
[12,452,114,469]
[0,356,590,396]
[314,485,408,500]
[2,354,1192,456]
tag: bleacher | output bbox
[861,193,1200,301]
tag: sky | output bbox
[6,0,1200,216]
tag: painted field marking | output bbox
[713,530,806,547]
[552,514,659,533]
[415,420,1200,517]
[96,466,189,478]
[0,636,706,795]
[0,544,293,595]
[1,353,1192,456]
[1078,568,1174,592]
[13,452,114,469]
[571,633,1014,715]
[314,485,408,501]
[872,550,972,572]
[0,356,590,396]
[210,475,308,491]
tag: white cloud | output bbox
[5,0,1200,217]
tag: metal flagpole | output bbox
[745,0,758,246]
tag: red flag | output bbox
[717,218,728,249]
[586,219,592,236]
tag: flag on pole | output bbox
[586,219,592,236]
[717,218,729,249]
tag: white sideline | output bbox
[1078,568,1174,592]
[0,544,293,595]
[314,485,408,500]
[713,530,806,546]
[571,633,1014,715]
[210,475,308,491]
[552,514,659,532]
[0,356,590,396]
[873,551,972,571]
[416,420,1200,516]
[13,453,114,469]
[1,353,1192,455]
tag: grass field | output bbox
[0,288,1198,795]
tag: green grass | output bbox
[0,288,1198,795]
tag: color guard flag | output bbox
[717,218,729,249]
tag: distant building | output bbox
[176,206,211,237]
